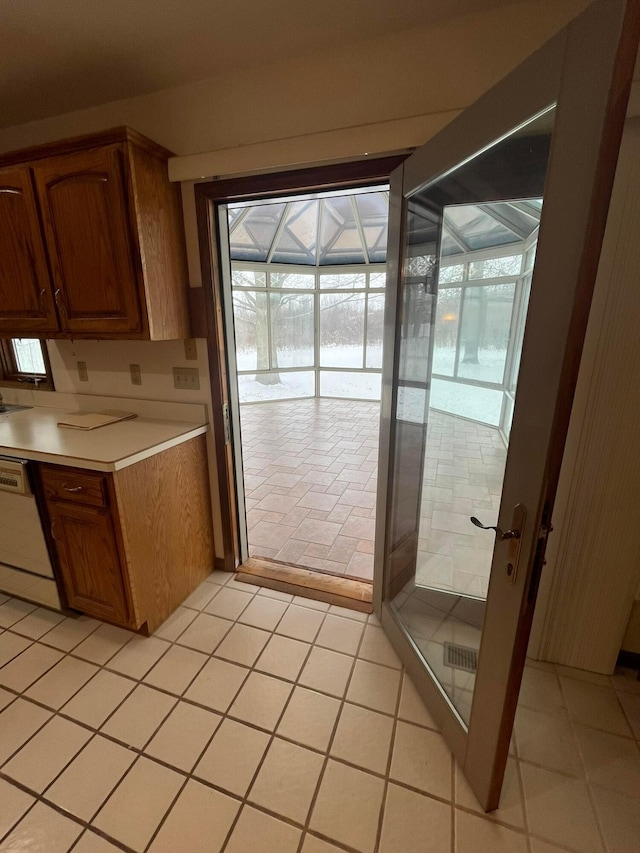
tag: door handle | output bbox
[470,504,527,583]
[470,516,520,540]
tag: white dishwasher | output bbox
[0,457,62,610]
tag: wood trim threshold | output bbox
[236,557,373,614]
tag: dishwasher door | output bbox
[0,489,62,610]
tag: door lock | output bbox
[470,503,527,583]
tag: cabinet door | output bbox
[49,501,131,626]
[33,146,143,335]
[0,165,58,334]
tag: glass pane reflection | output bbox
[386,108,554,724]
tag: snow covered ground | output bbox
[432,345,507,384]
[236,343,506,425]
[237,369,381,402]
[430,379,502,426]
[236,345,382,402]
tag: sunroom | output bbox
[224,187,541,587]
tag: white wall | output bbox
[47,339,209,406]
[0,0,586,159]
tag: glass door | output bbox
[375,0,639,810]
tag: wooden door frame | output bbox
[195,156,407,570]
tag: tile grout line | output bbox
[0,583,541,849]
[5,572,634,851]
[0,596,240,849]
[2,597,411,727]
[0,747,544,853]
[138,578,295,851]
[31,576,274,848]
[514,750,534,853]
[2,614,395,750]
[0,662,574,849]
[34,601,246,844]
[556,671,611,853]
[215,603,338,853]
[372,664,404,853]
[0,769,138,853]
[0,578,252,849]
[292,617,377,853]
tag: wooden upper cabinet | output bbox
[0,128,190,340]
[33,146,143,335]
[0,165,58,334]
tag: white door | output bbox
[375,0,639,809]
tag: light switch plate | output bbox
[130,364,142,385]
[77,361,88,382]
[173,367,200,391]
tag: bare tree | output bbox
[461,286,486,365]
[233,287,367,386]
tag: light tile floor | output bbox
[0,579,639,852]
[240,400,505,592]
[393,586,484,725]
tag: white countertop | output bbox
[0,405,208,471]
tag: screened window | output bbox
[226,187,390,403]
[431,248,532,429]
[231,265,385,402]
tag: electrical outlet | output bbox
[173,367,200,391]
[130,364,142,385]
[77,361,88,382]
[184,339,197,361]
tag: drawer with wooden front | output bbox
[40,465,109,508]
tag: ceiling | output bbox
[227,186,541,266]
[229,189,390,266]
[0,0,522,130]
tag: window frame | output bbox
[231,261,386,402]
[0,338,54,390]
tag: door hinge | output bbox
[222,403,230,445]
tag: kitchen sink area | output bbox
[0,404,32,415]
[0,393,32,415]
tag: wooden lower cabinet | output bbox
[48,501,131,625]
[39,435,214,633]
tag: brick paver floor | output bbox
[240,399,506,592]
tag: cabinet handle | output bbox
[50,519,60,541]
[54,288,66,313]
[62,484,83,493]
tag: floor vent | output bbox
[444,642,478,673]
